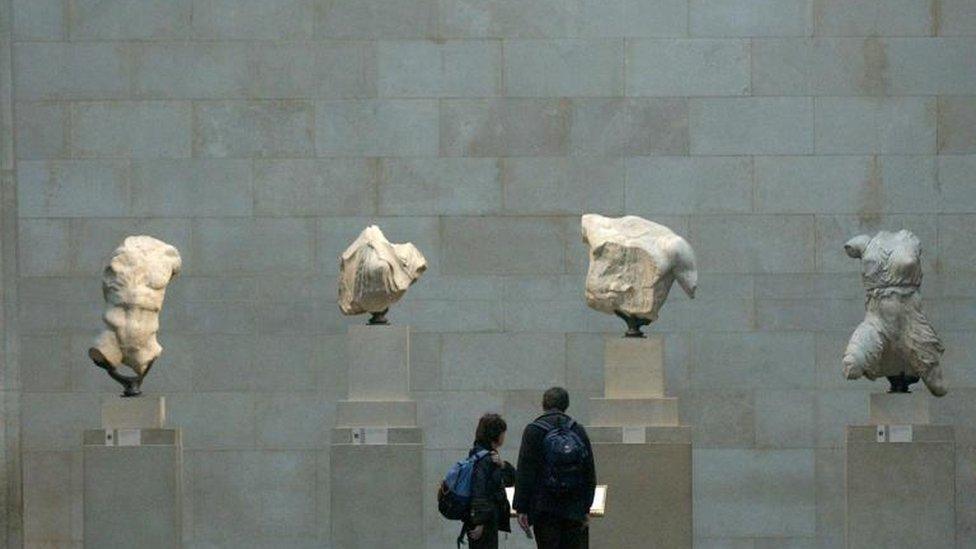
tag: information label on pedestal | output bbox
[352,427,389,445]
[889,424,913,443]
[622,426,646,444]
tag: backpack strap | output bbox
[530,419,554,432]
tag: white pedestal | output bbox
[330,325,424,549]
[589,335,692,548]
[845,394,954,549]
[84,397,182,549]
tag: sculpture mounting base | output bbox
[614,310,650,338]
[90,351,153,398]
[886,373,920,393]
[367,309,390,325]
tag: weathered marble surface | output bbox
[338,225,427,324]
[581,214,697,336]
[843,230,946,396]
[89,236,182,396]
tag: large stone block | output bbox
[331,443,424,548]
[570,98,689,156]
[17,160,128,218]
[505,39,623,97]
[102,396,166,430]
[887,37,976,94]
[437,0,581,38]
[254,159,375,216]
[194,101,314,158]
[690,0,812,37]
[83,430,182,549]
[691,215,816,273]
[249,42,375,99]
[14,43,129,100]
[71,0,191,39]
[21,393,100,451]
[815,97,936,154]
[753,38,885,96]
[165,393,256,449]
[439,98,571,157]
[590,437,692,548]
[695,449,816,537]
[578,0,687,37]
[255,394,331,449]
[70,101,192,158]
[627,157,751,215]
[755,155,872,214]
[336,400,418,428]
[376,40,500,98]
[939,0,976,35]
[814,0,933,36]
[690,97,814,155]
[938,156,976,213]
[132,159,252,217]
[846,425,955,548]
[132,43,250,99]
[316,0,436,38]
[503,157,624,215]
[14,101,67,159]
[590,397,678,427]
[626,39,750,96]
[379,158,501,215]
[12,0,63,41]
[755,390,816,448]
[347,325,411,401]
[316,99,439,156]
[869,392,930,424]
[679,390,756,448]
[23,450,80,542]
[938,96,976,153]
[419,391,503,450]
[191,0,312,39]
[441,333,565,390]
[938,215,976,271]
[192,217,315,274]
[603,336,665,399]
[441,216,565,274]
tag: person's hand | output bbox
[517,513,531,535]
[467,525,484,541]
[490,451,502,466]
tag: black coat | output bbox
[468,444,516,533]
[512,411,597,523]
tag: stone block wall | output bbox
[2,0,976,547]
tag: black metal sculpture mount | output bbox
[88,349,152,398]
[367,308,390,325]
[615,310,650,338]
[887,373,920,393]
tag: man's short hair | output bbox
[542,386,570,412]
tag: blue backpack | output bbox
[438,449,490,520]
[533,417,588,495]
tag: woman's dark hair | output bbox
[475,413,507,447]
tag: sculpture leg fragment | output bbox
[89,348,153,398]
[614,310,651,338]
[843,321,884,381]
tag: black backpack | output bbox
[532,416,588,495]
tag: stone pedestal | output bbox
[84,396,182,549]
[330,325,424,549]
[845,393,955,549]
[589,335,692,548]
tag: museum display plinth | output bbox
[589,336,692,548]
[845,393,955,549]
[330,325,424,549]
[83,396,182,549]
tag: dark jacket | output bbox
[512,411,596,523]
[467,443,516,533]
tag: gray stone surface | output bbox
[4,1,976,547]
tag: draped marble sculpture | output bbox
[338,225,427,325]
[89,236,182,397]
[582,214,698,337]
[843,230,946,396]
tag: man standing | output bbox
[513,387,596,548]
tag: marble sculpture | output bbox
[582,214,698,337]
[338,225,427,324]
[89,235,182,397]
[843,230,946,396]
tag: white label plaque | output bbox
[888,424,913,443]
[352,427,389,445]
[116,429,141,447]
[622,426,646,444]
